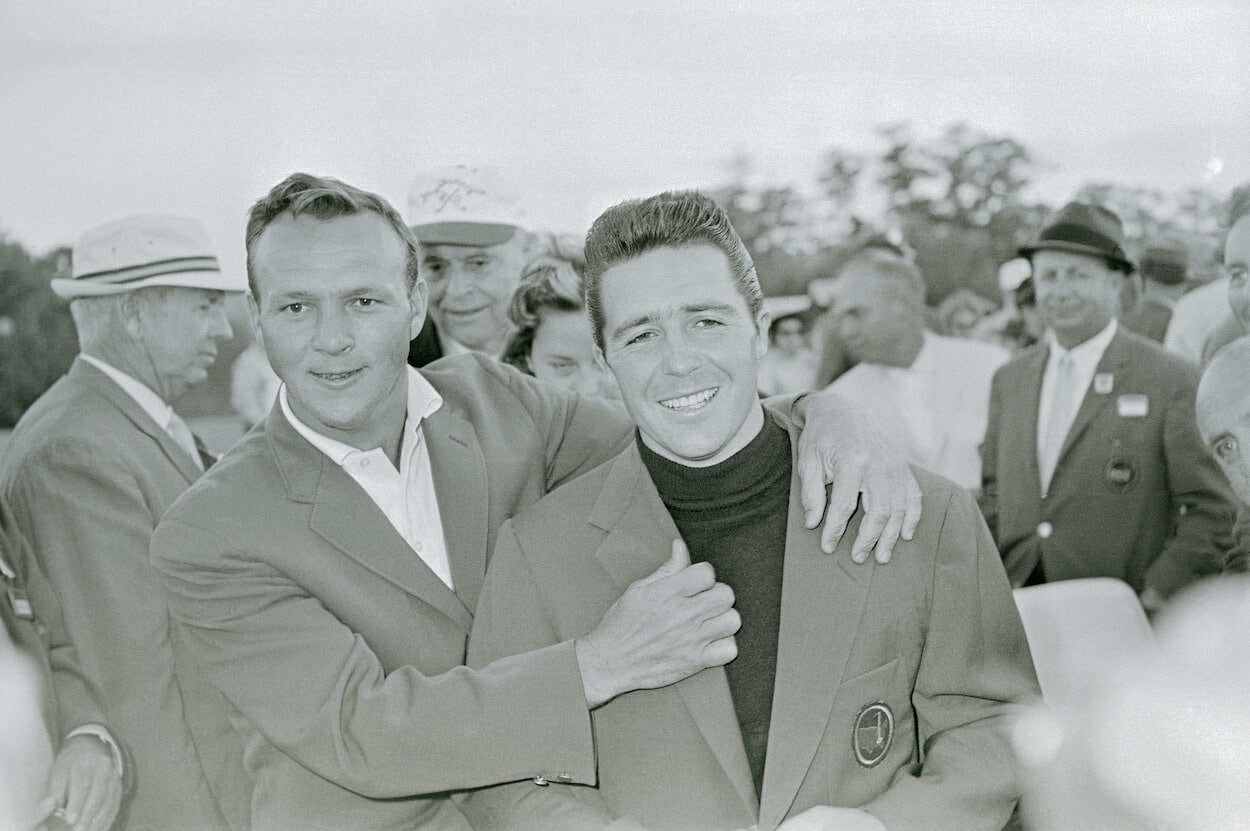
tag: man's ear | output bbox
[408,278,430,340]
[245,292,262,334]
[120,292,145,339]
[755,309,772,359]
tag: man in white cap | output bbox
[406,165,536,363]
[0,216,252,830]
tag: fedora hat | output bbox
[1019,202,1135,272]
[1140,242,1188,285]
[406,165,527,247]
[52,215,246,299]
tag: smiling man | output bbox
[463,190,1038,831]
[981,202,1237,608]
[150,174,923,830]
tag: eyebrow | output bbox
[609,301,743,342]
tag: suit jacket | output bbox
[0,358,252,830]
[150,353,634,830]
[1120,296,1173,344]
[408,316,446,368]
[463,415,1040,831]
[981,328,1236,597]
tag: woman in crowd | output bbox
[501,234,619,398]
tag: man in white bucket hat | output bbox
[0,215,252,830]
[406,165,536,364]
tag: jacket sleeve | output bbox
[459,521,645,831]
[1143,367,1238,597]
[486,357,634,491]
[861,487,1041,831]
[150,513,598,800]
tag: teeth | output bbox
[660,388,718,410]
[318,371,357,381]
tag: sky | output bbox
[2,0,1247,279]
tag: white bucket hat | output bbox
[51,214,246,299]
[406,165,527,247]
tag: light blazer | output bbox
[0,358,251,831]
[150,353,634,831]
[980,328,1236,597]
[464,415,1040,831]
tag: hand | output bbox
[576,539,739,707]
[38,735,122,831]
[776,806,887,831]
[797,390,922,563]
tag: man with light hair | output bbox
[828,251,1009,492]
[406,165,536,363]
[0,216,252,829]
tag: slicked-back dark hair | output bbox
[245,172,421,300]
[583,190,762,349]
[1227,184,1250,229]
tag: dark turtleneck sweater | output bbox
[638,416,792,800]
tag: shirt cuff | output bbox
[65,724,124,774]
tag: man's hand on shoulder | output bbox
[575,539,739,708]
[795,389,922,563]
[39,734,123,831]
[776,806,888,831]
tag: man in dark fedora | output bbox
[0,215,252,829]
[980,202,1236,609]
[1120,242,1190,343]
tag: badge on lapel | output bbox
[1104,456,1139,493]
[1116,394,1149,418]
[852,702,894,768]
[1094,373,1114,395]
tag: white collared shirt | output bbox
[81,354,177,432]
[1036,319,1119,465]
[279,367,455,590]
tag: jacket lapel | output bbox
[265,403,473,630]
[590,446,759,820]
[758,434,874,830]
[70,358,203,485]
[1008,346,1047,496]
[1056,330,1130,468]
[424,402,490,613]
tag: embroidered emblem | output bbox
[853,702,894,768]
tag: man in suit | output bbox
[150,173,921,830]
[980,202,1237,609]
[1120,243,1189,344]
[1,500,123,831]
[463,191,1039,831]
[0,215,253,830]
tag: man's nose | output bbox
[661,331,703,375]
[210,306,233,340]
[312,307,354,353]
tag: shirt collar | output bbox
[279,366,443,466]
[79,354,176,431]
[1047,318,1118,367]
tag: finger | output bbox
[45,761,70,814]
[72,769,107,831]
[85,778,121,831]
[820,473,859,555]
[688,582,735,616]
[872,506,906,564]
[62,763,95,827]
[701,634,738,667]
[666,561,717,597]
[638,538,692,583]
[798,453,828,529]
[901,476,922,541]
[700,606,741,639]
[34,797,57,826]
[851,498,890,564]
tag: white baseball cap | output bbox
[52,215,245,299]
[406,165,527,247]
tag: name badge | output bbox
[1116,394,1149,418]
[1094,373,1114,395]
[7,588,33,620]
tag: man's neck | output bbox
[81,345,171,404]
[878,328,925,369]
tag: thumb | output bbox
[642,538,691,582]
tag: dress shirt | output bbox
[829,332,1009,491]
[1036,319,1119,477]
[280,368,455,589]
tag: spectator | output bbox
[0,215,252,829]
[981,202,1237,609]
[1197,185,1250,364]
[501,234,618,398]
[406,165,535,365]
[1120,242,1189,343]
[229,334,280,430]
[828,252,1009,492]
[756,313,817,397]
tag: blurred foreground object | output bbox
[1016,576,1250,830]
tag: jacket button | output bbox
[1037,521,1053,539]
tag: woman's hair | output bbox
[500,234,588,373]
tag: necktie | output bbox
[166,411,204,472]
[1039,352,1077,493]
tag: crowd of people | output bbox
[0,161,1247,831]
